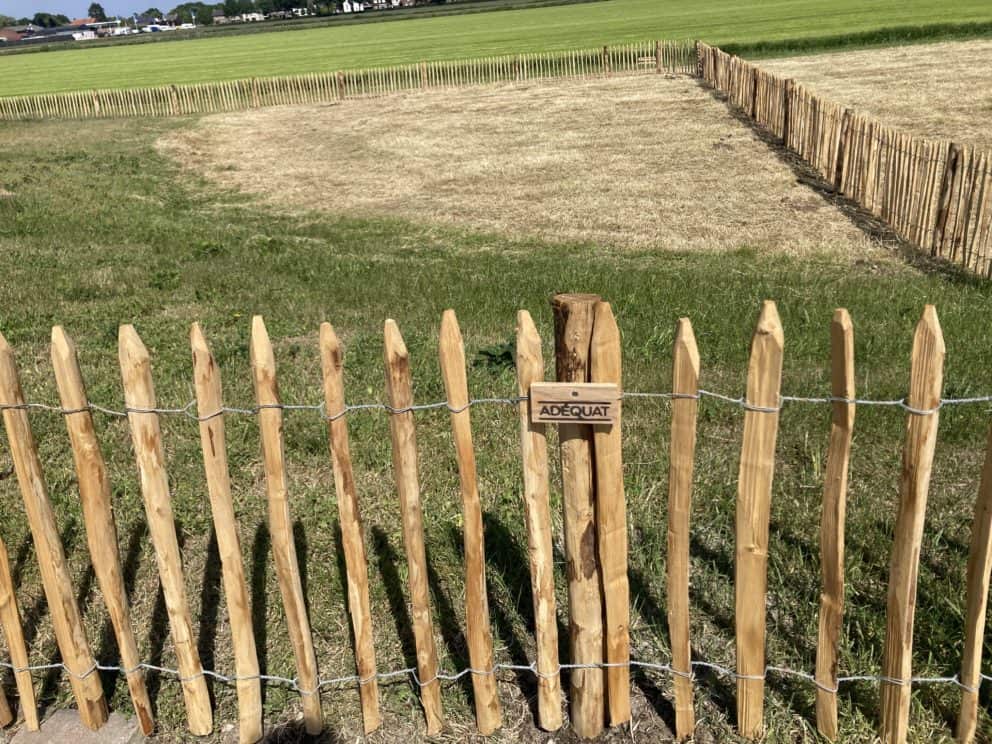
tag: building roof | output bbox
[70,17,97,26]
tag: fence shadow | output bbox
[425,549,473,706]
[144,521,185,715]
[698,84,984,287]
[370,526,418,679]
[627,566,677,732]
[251,523,270,705]
[197,529,222,709]
[259,719,344,743]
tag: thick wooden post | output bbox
[0,535,38,731]
[782,79,794,148]
[735,301,784,739]
[957,420,992,742]
[190,324,263,744]
[552,292,605,739]
[590,302,630,726]
[318,323,381,735]
[118,325,212,736]
[515,310,563,731]
[50,327,154,736]
[383,320,444,735]
[880,306,944,744]
[668,318,699,740]
[438,311,501,735]
[814,310,856,740]
[249,317,323,735]
[0,331,108,731]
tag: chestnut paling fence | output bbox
[2,295,992,743]
[0,39,695,121]
[697,42,992,278]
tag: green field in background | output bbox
[1,0,991,96]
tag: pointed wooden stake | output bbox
[815,310,855,740]
[118,325,212,736]
[668,318,699,740]
[0,330,108,731]
[515,310,563,732]
[383,319,444,736]
[249,316,323,736]
[735,301,784,739]
[880,305,944,744]
[551,292,605,739]
[0,535,37,731]
[318,323,380,735]
[958,418,992,743]
[590,302,630,727]
[190,324,263,744]
[438,310,501,735]
[51,326,154,736]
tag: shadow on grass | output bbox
[259,718,345,742]
[370,526,418,677]
[197,529,222,709]
[144,523,185,717]
[251,523,270,705]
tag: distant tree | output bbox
[32,12,61,27]
[169,2,214,23]
[88,3,108,20]
[0,14,16,27]
[142,7,164,18]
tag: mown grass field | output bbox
[2,59,992,741]
[2,0,992,96]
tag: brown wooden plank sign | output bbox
[529,382,620,425]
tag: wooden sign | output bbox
[529,382,620,425]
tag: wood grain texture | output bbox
[118,325,212,736]
[551,292,605,739]
[0,330,108,732]
[318,323,381,735]
[383,319,444,736]
[0,536,38,731]
[880,305,944,744]
[814,310,856,741]
[190,324,263,744]
[589,302,630,726]
[0,675,10,728]
[438,310,501,735]
[515,310,563,731]
[249,316,323,736]
[734,301,784,739]
[50,326,154,736]
[958,418,992,743]
[668,318,699,740]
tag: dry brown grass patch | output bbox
[763,39,992,150]
[159,75,882,259]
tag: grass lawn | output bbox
[2,0,992,96]
[2,93,992,741]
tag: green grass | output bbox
[2,0,992,96]
[2,110,992,741]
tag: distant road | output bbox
[2,0,991,96]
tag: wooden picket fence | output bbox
[0,39,695,122]
[697,42,992,277]
[1,294,992,743]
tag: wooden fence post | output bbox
[782,79,794,148]
[118,326,212,736]
[668,318,699,740]
[552,292,605,739]
[814,310,855,740]
[0,535,38,731]
[735,301,784,739]
[249,317,323,736]
[383,320,444,735]
[879,305,944,744]
[515,310,563,731]
[438,311,502,735]
[50,327,154,736]
[957,417,992,742]
[0,332,109,731]
[318,324,381,735]
[590,302,630,726]
[190,324,264,744]
[933,144,962,255]
[655,40,662,73]
[602,45,610,77]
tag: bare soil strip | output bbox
[159,75,885,259]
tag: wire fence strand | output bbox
[2,389,991,421]
[0,657,985,698]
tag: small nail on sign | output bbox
[530,382,620,425]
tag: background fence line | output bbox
[0,39,695,122]
[697,42,992,278]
